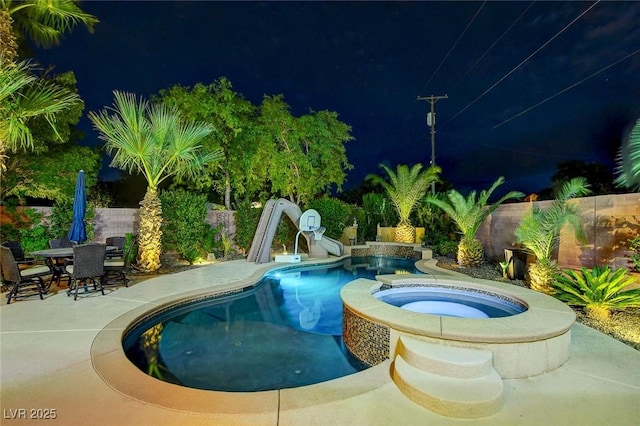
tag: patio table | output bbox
[31,246,117,287]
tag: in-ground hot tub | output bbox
[374,285,527,318]
[340,273,576,379]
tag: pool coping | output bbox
[91,255,576,413]
[91,256,393,414]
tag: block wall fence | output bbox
[1,207,236,247]
[3,192,638,270]
[477,192,639,269]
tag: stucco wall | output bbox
[4,192,638,270]
[477,193,640,269]
[1,206,236,245]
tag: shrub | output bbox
[234,199,263,253]
[0,204,40,242]
[415,194,458,252]
[0,207,50,254]
[201,224,223,255]
[553,265,640,321]
[306,197,353,240]
[159,189,212,263]
[361,193,397,241]
[49,200,96,241]
[19,224,50,255]
[124,232,138,265]
[274,218,298,251]
[433,239,459,257]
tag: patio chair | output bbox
[49,238,74,249]
[105,236,126,259]
[1,245,51,304]
[4,240,27,261]
[48,238,73,287]
[2,240,44,269]
[65,244,106,301]
[103,239,131,288]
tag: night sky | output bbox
[34,1,640,196]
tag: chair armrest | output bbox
[105,250,124,259]
[17,258,45,266]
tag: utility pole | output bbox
[417,94,448,194]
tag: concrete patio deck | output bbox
[1,258,639,425]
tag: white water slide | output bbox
[247,198,344,264]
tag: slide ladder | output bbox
[246,199,276,263]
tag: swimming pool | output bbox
[123,256,420,392]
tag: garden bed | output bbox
[434,256,640,352]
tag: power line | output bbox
[442,131,604,161]
[493,47,640,129]
[455,1,536,85]
[442,0,601,128]
[475,141,603,160]
[421,1,486,90]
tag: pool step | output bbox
[391,337,503,418]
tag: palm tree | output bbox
[0,58,80,174]
[615,117,640,191]
[426,176,524,267]
[1,0,98,62]
[89,91,222,272]
[367,163,440,243]
[0,0,96,173]
[514,177,591,295]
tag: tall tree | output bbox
[89,91,222,272]
[255,95,354,205]
[426,176,524,267]
[367,163,440,243]
[3,145,100,201]
[157,78,255,209]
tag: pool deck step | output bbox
[391,337,503,418]
[395,336,494,378]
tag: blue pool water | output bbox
[123,256,419,392]
[374,286,526,318]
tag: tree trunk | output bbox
[0,9,18,64]
[137,188,162,272]
[394,222,415,243]
[224,171,231,210]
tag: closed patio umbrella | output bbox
[68,170,87,243]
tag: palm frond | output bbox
[371,163,440,224]
[515,177,591,262]
[615,117,640,191]
[426,176,523,240]
[89,91,218,191]
[0,58,80,152]
[12,0,99,49]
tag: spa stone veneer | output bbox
[345,242,426,259]
[343,305,390,367]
